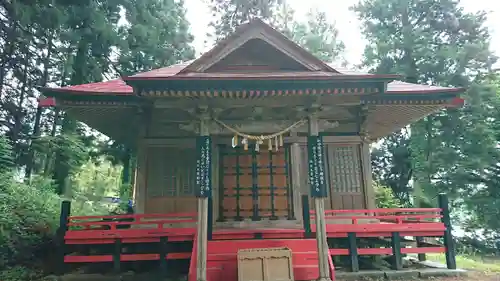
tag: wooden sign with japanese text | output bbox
[195,136,212,197]
[307,135,327,198]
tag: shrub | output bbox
[0,173,60,269]
[374,182,403,208]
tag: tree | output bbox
[353,0,499,233]
[206,0,284,41]
[207,1,345,63]
[117,0,195,75]
[287,9,346,63]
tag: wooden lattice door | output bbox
[218,145,292,221]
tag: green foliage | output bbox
[0,161,122,275]
[117,0,195,75]
[0,0,196,276]
[374,183,403,208]
[287,10,346,63]
[0,173,60,268]
[0,266,44,281]
[72,159,122,198]
[207,0,284,40]
[0,136,14,172]
[208,1,345,63]
[354,0,500,235]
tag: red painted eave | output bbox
[38,97,56,107]
[447,97,466,108]
[42,79,133,96]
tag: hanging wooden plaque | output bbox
[195,135,212,197]
[307,135,327,198]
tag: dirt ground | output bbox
[431,272,500,281]
[336,272,500,281]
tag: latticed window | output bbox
[329,145,362,193]
[146,147,197,197]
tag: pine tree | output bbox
[117,0,195,75]
[207,1,345,62]
[353,0,499,233]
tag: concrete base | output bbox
[336,268,467,280]
[419,268,467,278]
[54,272,183,281]
[384,270,420,280]
[336,270,385,280]
[54,268,467,281]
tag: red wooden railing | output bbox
[68,212,198,230]
[310,208,442,224]
[56,194,457,275]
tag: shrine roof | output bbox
[44,66,463,96]
[43,19,464,97]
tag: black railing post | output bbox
[301,195,312,238]
[391,232,403,270]
[438,193,457,269]
[113,238,122,274]
[347,232,359,272]
[207,197,213,240]
[56,200,71,275]
[159,236,168,276]
[415,237,426,261]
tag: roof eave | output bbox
[387,87,466,95]
[123,74,401,82]
[41,87,133,98]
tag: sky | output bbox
[184,0,500,67]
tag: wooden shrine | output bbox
[42,19,464,281]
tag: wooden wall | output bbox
[292,138,375,212]
[143,145,198,214]
[134,137,375,216]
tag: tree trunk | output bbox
[26,36,54,179]
[11,43,31,165]
[53,39,88,195]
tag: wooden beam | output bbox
[290,143,303,223]
[174,119,339,135]
[196,108,210,281]
[360,142,375,210]
[285,135,362,144]
[308,115,332,281]
[153,95,361,109]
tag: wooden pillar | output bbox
[290,142,303,222]
[360,142,376,210]
[134,140,147,213]
[196,112,210,281]
[308,116,332,281]
[134,108,150,214]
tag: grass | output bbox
[427,253,500,273]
